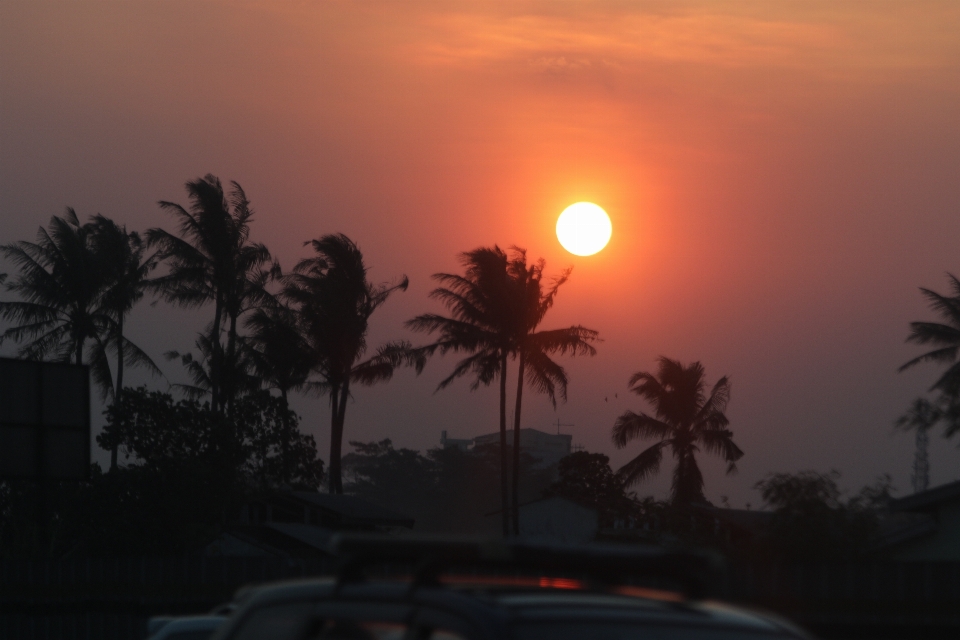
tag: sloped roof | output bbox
[871,512,937,551]
[290,491,414,528]
[266,522,336,551]
[890,479,960,513]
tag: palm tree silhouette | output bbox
[507,251,599,534]
[246,301,313,405]
[899,273,960,398]
[87,214,164,470]
[612,357,743,505]
[0,209,105,366]
[282,234,417,494]
[406,246,521,536]
[164,331,259,402]
[148,175,271,414]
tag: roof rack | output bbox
[328,533,721,599]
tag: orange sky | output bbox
[2,1,960,505]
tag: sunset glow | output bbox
[556,202,612,256]
[3,0,960,507]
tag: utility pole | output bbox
[554,418,573,435]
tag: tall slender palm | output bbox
[899,273,960,397]
[507,251,599,535]
[87,215,162,397]
[245,301,313,405]
[0,209,104,366]
[406,246,522,536]
[283,234,417,494]
[87,214,164,470]
[244,301,314,487]
[148,175,271,414]
[165,330,259,401]
[612,357,743,505]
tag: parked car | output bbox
[147,615,226,640]
[211,534,812,640]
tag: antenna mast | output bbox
[912,427,930,494]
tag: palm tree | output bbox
[245,301,313,405]
[612,357,743,505]
[148,175,271,414]
[0,209,104,366]
[899,273,960,398]
[165,330,259,401]
[506,251,599,534]
[283,234,417,494]
[87,214,163,470]
[406,246,522,536]
[244,301,314,487]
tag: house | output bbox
[442,428,573,468]
[485,495,599,543]
[876,479,960,561]
[205,490,414,557]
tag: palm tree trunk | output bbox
[329,380,350,495]
[75,339,83,366]
[512,351,525,536]
[499,351,509,537]
[111,317,124,472]
[328,385,341,494]
[225,312,238,417]
[280,387,290,486]
[211,297,223,413]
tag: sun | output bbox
[556,202,612,256]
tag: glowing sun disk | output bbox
[556,202,612,256]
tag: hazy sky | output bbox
[2,1,959,506]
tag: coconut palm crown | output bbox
[612,357,743,505]
[899,273,960,399]
[0,210,105,366]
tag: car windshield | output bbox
[515,622,794,640]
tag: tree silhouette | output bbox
[407,246,521,536]
[282,234,417,494]
[244,301,314,487]
[245,301,313,406]
[87,214,163,470]
[507,251,598,534]
[148,175,271,414]
[612,357,743,505]
[0,209,104,366]
[900,274,960,434]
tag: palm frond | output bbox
[616,441,666,487]
[612,410,672,448]
[695,428,744,462]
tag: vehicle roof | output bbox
[149,616,226,639]
[217,576,804,639]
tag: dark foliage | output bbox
[753,471,892,561]
[0,388,326,556]
[342,440,553,534]
[546,452,635,528]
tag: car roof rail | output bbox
[328,533,721,599]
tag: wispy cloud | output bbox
[397,2,960,81]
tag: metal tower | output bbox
[912,427,930,494]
